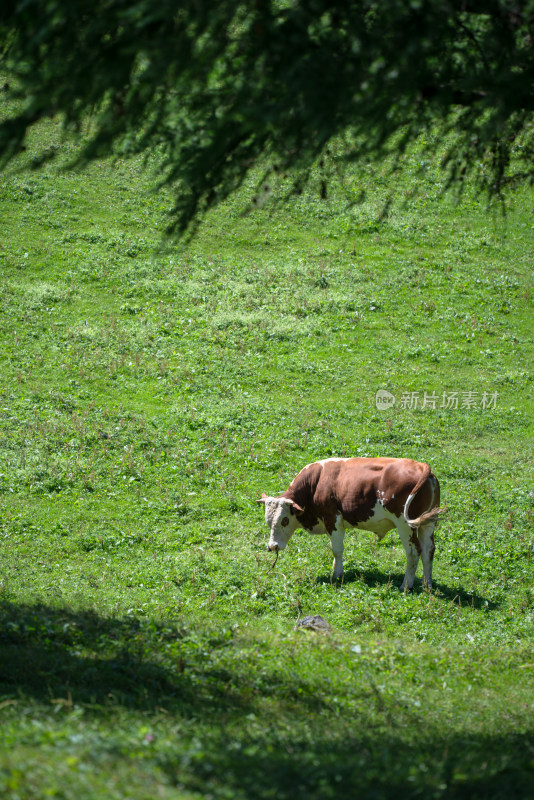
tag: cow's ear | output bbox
[256,492,269,504]
[290,501,304,515]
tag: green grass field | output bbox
[1,112,533,799]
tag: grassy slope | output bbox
[0,115,533,798]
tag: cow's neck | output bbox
[282,468,321,529]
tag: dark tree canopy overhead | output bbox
[1,0,533,233]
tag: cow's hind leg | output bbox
[329,518,346,579]
[396,520,420,591]
[417,522,436,588]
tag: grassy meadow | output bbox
[0,110,533,799]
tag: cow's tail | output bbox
[403,463,447,529]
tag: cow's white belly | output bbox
[349,502,400,540]
[354,518,397,539]
[303,502,400,539]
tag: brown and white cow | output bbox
[258,457,443,590]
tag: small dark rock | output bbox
[294,615,332,633]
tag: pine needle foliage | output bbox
[1,0,533,234]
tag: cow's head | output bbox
[257,493,304,552]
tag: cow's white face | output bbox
[259,496,301,552]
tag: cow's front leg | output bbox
[329,522,345,579]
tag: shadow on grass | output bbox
[1,604,531,798]
[158,729,534,800]
[316,568,499,609]
[0,600,250,716]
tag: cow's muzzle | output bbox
[267,543,280,552]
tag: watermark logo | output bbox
[376,389,499,411]
[375,389,396,411]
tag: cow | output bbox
[257,457,444,590]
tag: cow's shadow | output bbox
[316,567,499,610]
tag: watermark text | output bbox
[376,389,499,412]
